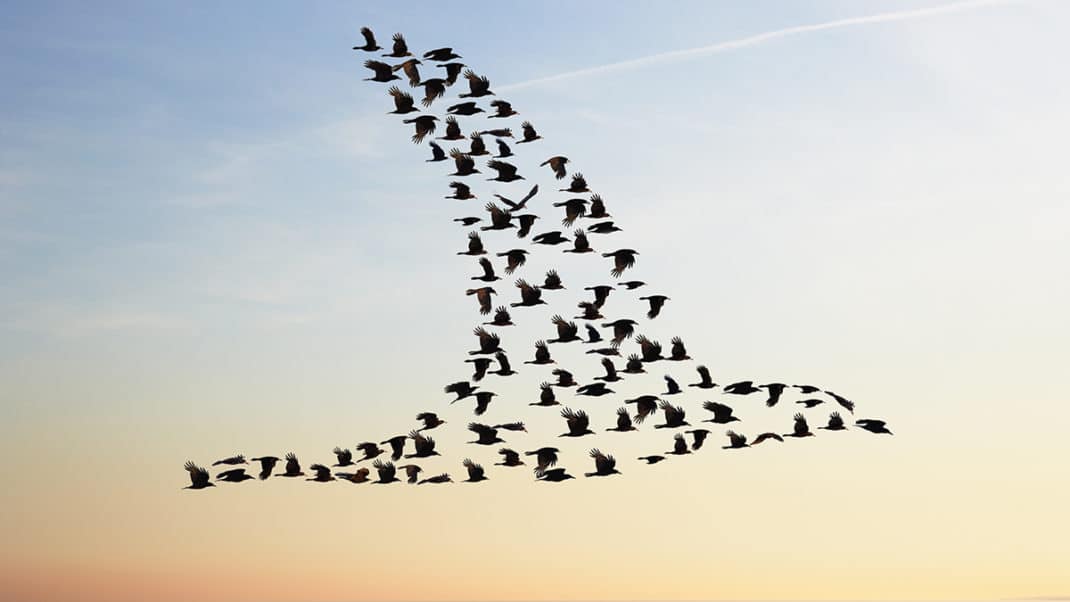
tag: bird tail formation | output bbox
[183,27,892,490]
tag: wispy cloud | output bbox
[498,0,1020,91]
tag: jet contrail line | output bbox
[498,0,1018,92]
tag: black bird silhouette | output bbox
[655,401,689,429]
[820,412,846,431]
[524,340,554,365]
[856,419,893,435]
[585,323,604,343]
[552,368,577,387]
[447,181,476,200]
[512,279,547,307]
[336,467,371,483]
[636,334,663,362]
[307,464,335,482]
[388,86,418,115]
[487,160,523,182]
[586,285,613,308]
[531,381,558,406]
[723,431,749,449]
[585,449,620,477]
[392,58,422,87]
[468,423,505,445]
[251,456,280,480]
[383,33,411,58]
[400,464,422,484]
[669,336,690,361]
[497,248,528,274]
[797,398,825,408]
[542,269,564,290]
[424,47,461,61]
[472,257,499,282]
[752,432,785,445]
[416,412,446,431]
[603,249,638,277]
[489,100,518,118]
[454,216,480,226]
[466,287,496,314]
[762,383,788,407]
[625,395,659,423]
[604,319,637,346]
[553,198,587,226]
[540,156,569,179]
[468,132,489,156]
[363,59,399,82]
[594,357,621,382]
[639,455,667,464]
[548,315,580,343]
[492,352,516,376]
[439,62,466,86]
[560,407,594,437]
[353,27,381,52]
[332,447,354,466]
[445,381,478,401]
[560,172,588,192]
[589,221,622,234]
[472,391,498,415]
[470,326,501,354]
[723,380,761,395]
[381,435,407,461]
[687,429,711,450]
[403,114,438,143]
[576,302,603,321]
[212,454,246,466]
[460,69,493,97]
[641,295,669,319]
[450,148,479,176]
[418,473,452,484]
[496,138,513,158]
[428,141,448,162]
[373,459,400,484]
[417,78,448,107]
[532,230,569,245]
[448,101,484,116]
[518,121,541,143]
[494,184,538,212]
[216,468,254,483]
[438,115,464,140]
[496,448,524,466]
[620,280,645,289]
[405,431,439,460]
[607,407,637,432]
[826,391,857,414]
[564,229,593,253]
[702,401,740,424]
[184,461,214,489]
[622,353,646,374]
[537,468,575,482]
[588,194,611,218]
[280,452,305,477]
[356,442,384,462]
[690,365,717,389]
[577,382,614,397]
[477,127,511,137]
[515,214,539,238]
[485,306,513,327]
[525,447,560,475]
[795,384,822,394]
[667,433,691,455]
[463,458,488,482]
[664,375,682,395]
[786,413,815,438]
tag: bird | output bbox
[541,156,569,179]
[589,221,622,234]
[392,58,422,87]
[624,395,659,423]
[307,464,335,482]
[690,365,717,389]
[447,181,476,200]
[639,455,667,464]
[786,413,815,438]
[445,381,478,401]
[820,412,847,431]
[428,141,448,162]
[215,468,253,483]
[667,433,691,455]
[511,279,547,307]
[372,459,400,484]
[472,257,499,282]
[251,456,280,480]
[212,455,246,466]
[496,138,513,158]
[619,280,645,289]
[655,401,689,429]
[184,461,214,489]
[664,375,682,395]
[477,128,512,138]
[487,160,524,182]
[447,101,484,116]
[463,458,488,482]
[603,249,639,277]
[702,401,740,424]
[455,217,480,226]
[563,229,593,253]
[577,382,614,397]
[515,214,539,238]
[560,407,594,437]
[607,407,636,432]
[542,269,564,290]
[537,468,575,482]
[468,423,505,445]
[752,432,785,445]
[761,383,788,407]
[489,100,518,118]
[525,447,559,474]
[497,248,528,274]
[856,419,893,435]
[406,430,440,458]
[332,447,354,466]
[383,33,411,58]
[553,198,587,226]
[586,285,614,308]
[669,336,690,361]
[418,473,452,484]
[826,391,857,414]
[548,315,580,343]
[687,429,711,450]
[439,62,466,85]
[386,85,418,114]
[560,172,588,192]
[532,230,569,245]
[449,148,479,176]
[622,353,646,374]
[723,431,749,449]
[353,27,381,52]
[585,449,620,477]
[472,391,498,415]
[279,452,304,477]
[485,306,513,327]
[470,326,501,354]
[586,346,620,357]
[381,435,407,461]
[363,59,399,82]
[795,384,822,394]
[416,77,448,107]
[603,319,637,346]
[466,287,496,315]
[336,467,371,483]
[518,121,541,143]
[524,340,554,365]
[723,380,761,395]
[416,412,446,431]
[636,334,664,362]
[403,114,438,143]
[797,398,825,409]
[460,69,493,97]
[641,295,669,319]
[437,115,464,140]
[584,323,604,343]
[496,448,524,466]
[531,382,558,406]
[594,357,621,382]
[468,132,489,156]
[424,47,461,61]
[494,184,538,212]
[588,194,611,219]
[576,302,603,321]
[400,464,423,484]
[356,442,384,462]
[552,368,577,387]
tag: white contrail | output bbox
[497,0,1018,92]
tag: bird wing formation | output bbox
[182,26,893,491]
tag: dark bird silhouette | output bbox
[428,141,448,162]
[445,380,478,401]
[585,449,620,477]
[518,121,541,143]
[424,47,461,61]
[482,203,515,232]
[416,412,446,431]
[603,249,638,277]
[418,473,452,484]
[655,401,689,429]
[827,391,857,414]
[588,194,610,219]
[524,340,554,365]
[641,295,669,319]
[477,128,512,138]
[525,447,560,475]
[447,181,476,200]
[447,101,484,116]
[489,99,518,118]
[407,430,441,458]
[620,280,645,289]
[216,467,254,483]
[594,357,621,382]
[537,468,575,482]
[388,85,418,113]
[468,132,489,156]
[356,442,384,462]
[752,432,785,445]
[470,326,501,354]
[417,77,448,107]
[184,461,214,489]
[494,184,538,212]
[625,395,659,423]
[472,257,499,282]
[577,301,604,321]
[553,198,587,226]
[542,269,564,290]
[795,384,821,394]
[212,454,246,466]
[373,459,400,484]
[820,412,846,431]
[856,419,893,435]
[487,160,523,182]
[383,33,411,58]
[586,346,620,357]
[607,407,636,432]
[786,413,815,438]
[532,230,569,245]
[363,59,399,82]
[589,221,622,234]
[353,27,381,52]
[450,148,479,176]
[702,401,740,424]
[381,435,407,461]
[622,353,646,374]
[307,464,335,482]
[332,447,354,466]
[496,138,513,158]
[400,464,422,484]
[455,216,480,226]
[552,368,577,387]
[667,433,691,455]
[472,391,498,415]
[439,62,466,86]
[560,407,594,437]
[762,383,788,407]
[797,398,825,409]
[586,285,613,308]
[564,229,593,253]
[577,382,614,397]
[251,456,280,480]
[336,467,371,483]
[468,423,505,445]
[392,58,422,87]
[541,156,569,179]
[686,429,711,450]
[466,287,496,315]
[548,315,580,343]
[664,375,682,395]
[639,455,667,464]
[584,322,603,342]
[463,458,488,482]
[531,381,558,406]
[636,334,663,362]
[485,306,513,327]
[460,69,493,97]
[496,448,524,466]
[497,248,528,274]
[690,365,717,389]
[280,452,305,477]
[723,380,761,395]
[560,172,588,192]
[723,430,749,449]
[403,114,438,143]
[515,214,539,238]
[438,115,464,140]
[512,278,546,308]
[604,318,636,346]
[669,336,690,361]
[495,422,527,432]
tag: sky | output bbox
[2,1,1069,601]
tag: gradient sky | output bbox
[2,1,1069,601]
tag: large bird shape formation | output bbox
[184,27,893,491]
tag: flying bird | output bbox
[607,407,636,432]
[489,100,518,118]
[641,295,669,319]
[603,249,638,277]
[307,464,335,482]
[387,85,418,113]
[212,455,246,466]
[332,447,354,466]
[460,69,493,97]
[494,184,538,212]
[497,248,529,274]
[403,114,438,143]
[251,456,280,480]
[496,448,524,467]
[470,326,501,354]
[279,452,304,477]
[541,156,569,179]
[447,181,476,200]
[511,279,546,307]
[856,419,893,435]
[560,172,588,192]
[524,340,554,365]
[463,458,488,482]
[363,59,399,82]
[655,401,689,429]
[383,33,411,58]
[424,47,461,61]
[466,287,496,314]
[472,257,499,282]
[518,121,541,143]
[184,461,214,490]
[373,459,400,484]
[786,413,815,438]
[560,407,594,437]
[585,449,620,477]
[702,401,740,424]
[353,27,381,52]
[525,447,560,474]
[416,412,446,431]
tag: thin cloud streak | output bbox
[498,0,1020,91]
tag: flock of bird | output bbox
[184,27,893,490]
